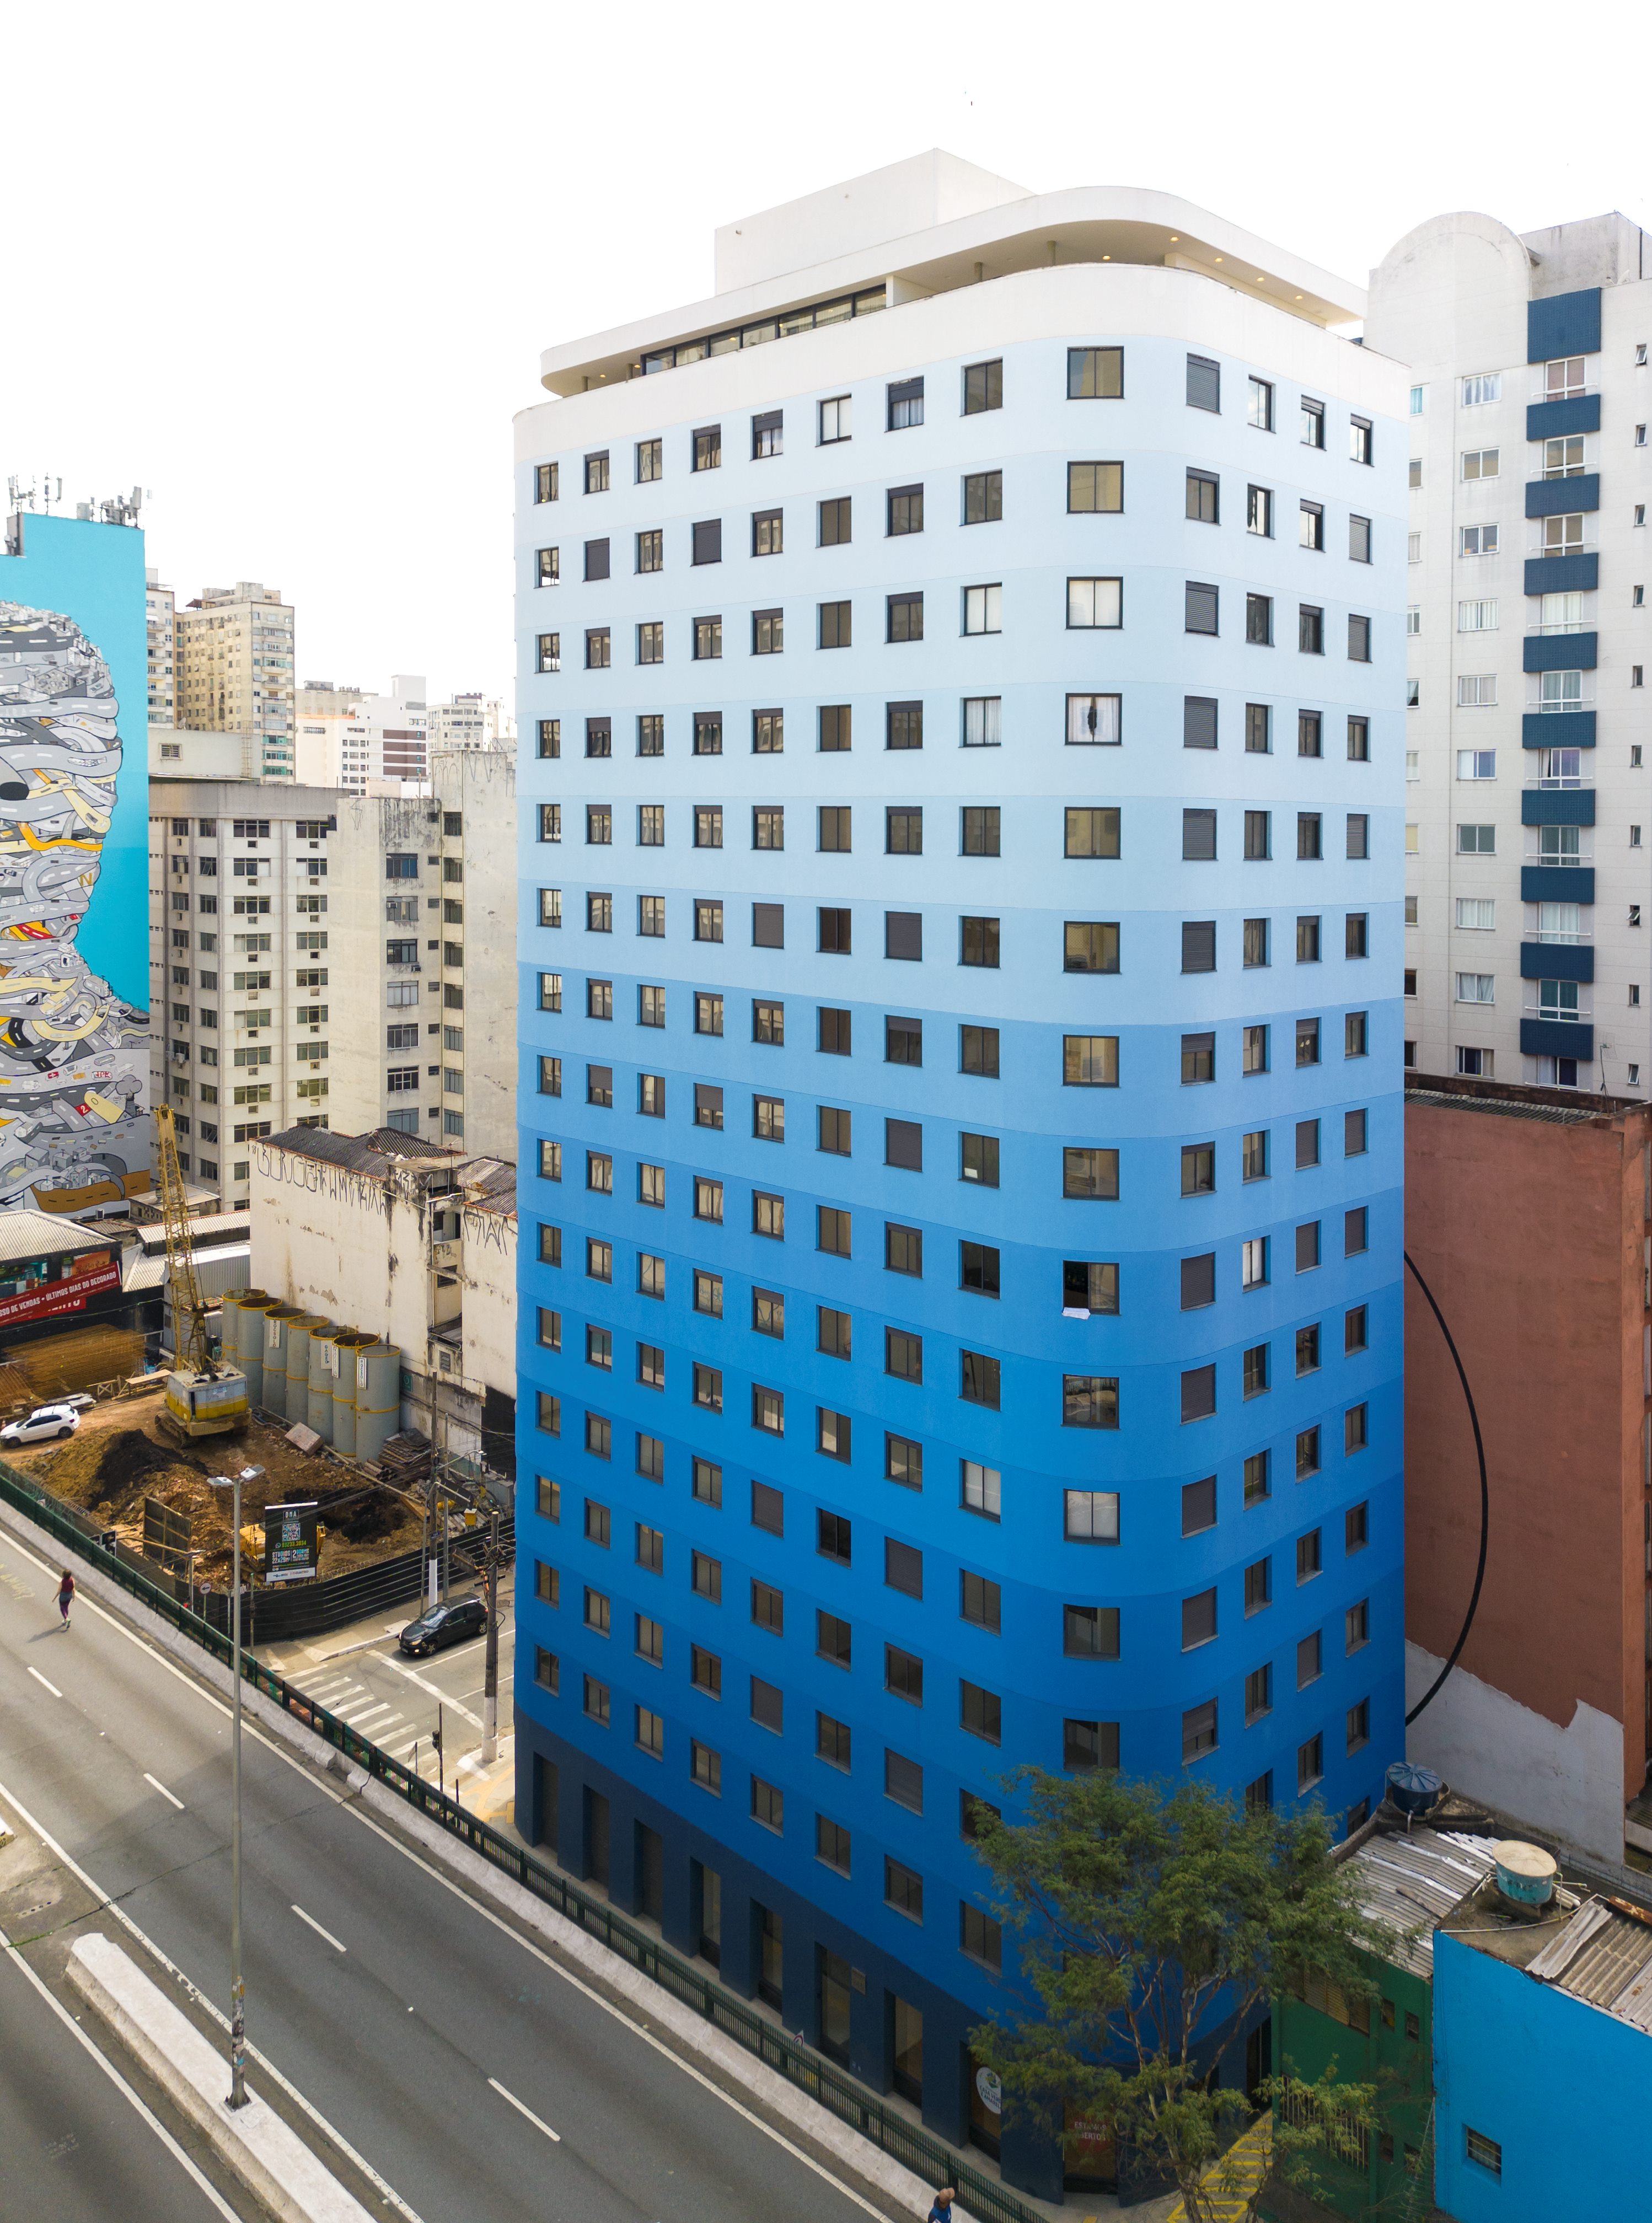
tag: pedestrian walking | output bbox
[926,2190,956,2222]
[57,1567,76,1628]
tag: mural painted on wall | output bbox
[0,598,149,1215]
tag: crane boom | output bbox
[154,1102,212,1374]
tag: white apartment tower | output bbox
[146,567,176,726]
[1368,213,1652,1092]
[176,581,297,778]
[295,674,430,792]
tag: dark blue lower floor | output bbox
[514,1705,1261,2204]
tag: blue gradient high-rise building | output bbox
[513,155,1406,2197]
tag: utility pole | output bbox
[481,1500,500,1764]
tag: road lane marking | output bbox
[0,1910,242,2222]
[487,2077,560,2143]
[27,1667,61,1697]
[382,1655,483,1727]
[336,1701,394,1728]
[142,1773,184,1810]
[0,1774,423,2223]
[291,1904,347,1953]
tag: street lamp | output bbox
[207,1463,264,2110]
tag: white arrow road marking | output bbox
[487,2077,561,2142]
[142,1773,184,1809]
[291,1904,346,1953]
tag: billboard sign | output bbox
[0,512,150,1222]
[262,1500,319,1585]
[0,1253,120,1330]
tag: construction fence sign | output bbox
[262,1500,319,1585]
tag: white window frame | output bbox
[1456,749,1497,780]
[1455,973,1495,1005]
[1460,448,1499,481]
[1457,675,1497,708]
[1455,898,1495,931]
[1461,373,1501,406]
[1459,523,1499,556]
[1457,599,1499,632]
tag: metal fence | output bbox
[0,1458,1042,2223]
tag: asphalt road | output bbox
[0,1881,240,2223]
[259,1593,516,1788]
[0,1518,885,2223]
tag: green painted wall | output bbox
[1267,1946,1434,2217]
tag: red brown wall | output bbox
[1405,1084,1649,1805]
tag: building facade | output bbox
[1404,1071,1652,1865]
[428,693,514,751]
[176,581,296,777]
[294,673,429,793]
[145,567,176,727]
[511,155,1407,2192]
[152,748,516,1196]
[1366,212,1652,1095]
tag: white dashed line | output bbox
[142,1773,184,1810]
[291,1904,347,1953]
[27,1667,61,1697]
[487,2077,561,2142]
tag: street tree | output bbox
[968,1769,1386,2221]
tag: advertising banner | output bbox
[263,1500,319,1585]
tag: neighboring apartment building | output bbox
[295,673,430,792]
[145,567,176,726]
[175,581,296,778]
[512,152,1406,2195]
[151,749,516,1199]
[428,692,515,750]
[1404,1070,1652,1867]
[1366,212,1652,1094]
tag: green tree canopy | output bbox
[969,1769,1387,2217]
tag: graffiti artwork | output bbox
[0,602,150,1216]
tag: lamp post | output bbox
[208,1463,264,2110]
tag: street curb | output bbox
[0,1495,963,2223]
[68,1931,372,2223]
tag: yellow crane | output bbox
[154,1103,249,1442]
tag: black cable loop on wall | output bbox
[1403,1250,1490,1725]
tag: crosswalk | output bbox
[302,1669,425,1764]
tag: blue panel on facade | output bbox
[1520,866,1594,904]
[1522,553,1597,597]
[513,302,1407,2119]
[1524,394,1600,442]
[1527,288,1601,364]
[1519,788,1593,827]
[1519,942,1592,982]
[1523,631,1597,674]
[1526,473,1599,519]
[1521,711,1594,749]
[1519,1017,1595,1061]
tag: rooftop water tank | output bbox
[1493,1840,1557,1907]
[1385,1761,1444,1817]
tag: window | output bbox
[1244,811,1270,861]
[963,358,1002,413]
[962,471,1002,524]
[819,394,851,444]
[1182,920,1215,974]
[888,377,924,429]
[1064,1489,1119,1543]
[1297,1733,1323,1792]
[962,1131,1001,1187]
[1187,468,1220,524]
[1183,808,1216,861]
[1064,1146,1118,1201]
[1182,1700,1218,1763]
[888,483,924,536]
[1066,692,1120,745]
[1241,1237,1268,1290]
[1247,377,1274,430]
[1184,696,1217,750]
[752,608,783,655]
[1064,1034,1119,1085]
[960,1024,1000,1076]
[1069,346,1123,399]
[1349,514,1372,563]
[1465,2130,1502,2179]
[963,583,1001,635]
[887,593,922,642]
[887,700,923,751]
[693,615,722,661]
[1457,823,1495,855]
[535,461,559,502]
[1185,582,1219,635]
[1299,605,1324,654]
[1068,460,1123,514]
[1545,434,1585,479]
[1299,498,1323,549]
[1246,594,1272,645]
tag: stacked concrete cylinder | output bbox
[329,1331,377,1456]
[230,1292,278,1405]
[259,1305,303,1418]
[307,1327,354,1444]
[353,1343,401,1464]
[284,1316,328,1424]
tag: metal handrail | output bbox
[0,1459,1040,2223]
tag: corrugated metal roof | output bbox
[0,1209,119,1264]
[123,1252,169,1292]
[135,1211,249,1256]
[1348,1832,1499,1976]
[1527,1898,1652,2033]
[262,1127,458,1177]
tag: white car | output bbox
[1,1403,81,1446]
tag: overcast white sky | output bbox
[3,0,1646,709]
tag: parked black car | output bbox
[399,1597,487,1657]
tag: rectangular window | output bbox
[819,394,851,444]
[963,358,1003,413]
[887,700,923,751]
[1182,920,1216,973]
[888,483,924,536]
[1248,378,1274,431]
[887,593,922,642]
[963,583,1002,635]
[1187,353,1221,412]
[1246,594,1272,645]
[535,461,559,503]
[888,377,924,429]
[1299,605,1324,654]
[1069,460,1123,513]
[1069,346,1123,399]
[584,451,609,493]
